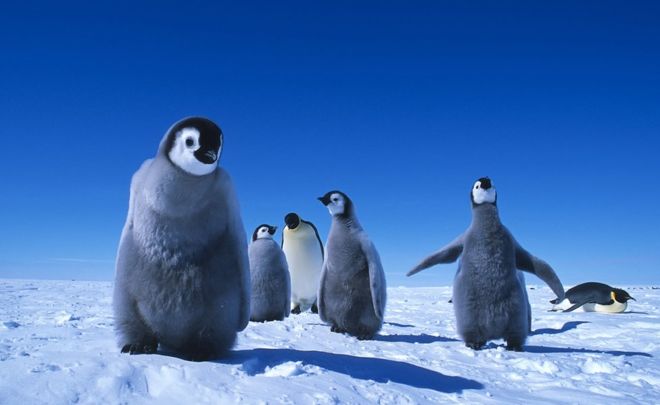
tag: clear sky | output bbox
[1,1,658,286]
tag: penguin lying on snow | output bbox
[551,282,635,313]
[249,224,291,322]
[113,117,250,361]
[318,190,387,340]
[408,177,565,351]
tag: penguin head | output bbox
[165,117,223,176]
[471,177,497,207]
[284,213,301,230]
[252,224,277,241]
[612,288,635,304]
[318,190,352,217]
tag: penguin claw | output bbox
[121,343,157,355]
[311,303,318,314]
[465,341,485,350]
[291,305,301,315]
[506,344,524,352]
[330,325,345,333]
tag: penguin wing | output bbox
[514,242,565,301]
[562,293,600,312]
[213,169,251,331]
[406,234,464,276]
[317,260,329,323]
[359,234,386,320]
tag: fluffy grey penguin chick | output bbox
[407,178,565,351]
[318,190,387,340]
[249,224,291,322]
[113,117,250,361]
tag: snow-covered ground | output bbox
[1,279,658,404]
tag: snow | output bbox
[1,280,659,404]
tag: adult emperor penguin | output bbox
[407,177,564,351]
[249,224,291,322]
[281,212,324,314]
[551,282,635,313]
[113,117,250,361]
[318,191,386,340]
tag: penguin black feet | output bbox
[121,342,157,355]
[506,341,524,352]
[330,324,346,334]
[291,305,301,315]
[465,341,485,350]
[311,303,319,314]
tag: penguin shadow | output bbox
[524,345,652,358]
[225,348,484,393]
[376,333,460,344]
[384,322,415,328]
[530,321,590,336]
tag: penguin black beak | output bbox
[205,150,217,161]
[268,226,277,235]
[318,196,331,206]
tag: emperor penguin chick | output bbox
[408,177,564,351]
[318,191,387,340]
[113,117,250,361]
[282,212,324,314]
[249,224,291,322]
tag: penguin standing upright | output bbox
[318,190,386,340]
[408,177,564,351]
[113,117,250,361]
[282,212,324,314]
[249,224,291,322]
[551,282,634,313]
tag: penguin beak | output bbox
[268,226,277,235]
[318,196,331,206]
[204,150,217,162]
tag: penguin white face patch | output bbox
[257,226,273,240]
[168,127,219,176]
[327,193,345,216]
[472,180,497,205]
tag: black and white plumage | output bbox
[113,116,250,361]
[551,282,634,313]
[249,224,291,322]
[317,191,386,340]
[281,212,324,314]
[408,178,565,351]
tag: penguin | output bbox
[550,282,635,313]
[318,191,386,340]
[249,224,291,322]
[281,212,324,314]
[113,117,250,361]
[407,177,564,351]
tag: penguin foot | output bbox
[291,305,301,315]
[311,303,319,314]
[356,333,375,341]
[506,344,524,352]
[331,325,346,333]
[465,341,485,350]
[121,343,157,355]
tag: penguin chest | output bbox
[283,237,323,298]
[584,301,628,313]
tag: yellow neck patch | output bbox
[611,291,616,302]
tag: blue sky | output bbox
[1,1,658,286]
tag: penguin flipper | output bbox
[359,234,387,320]
[563,299,592,312]
[317,262,329,322]
[514,242,565,301]
[407,235,464,276]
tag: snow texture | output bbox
[1,279,658,404]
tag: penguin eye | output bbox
[332,197,339,202]
[185,138,194,147]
